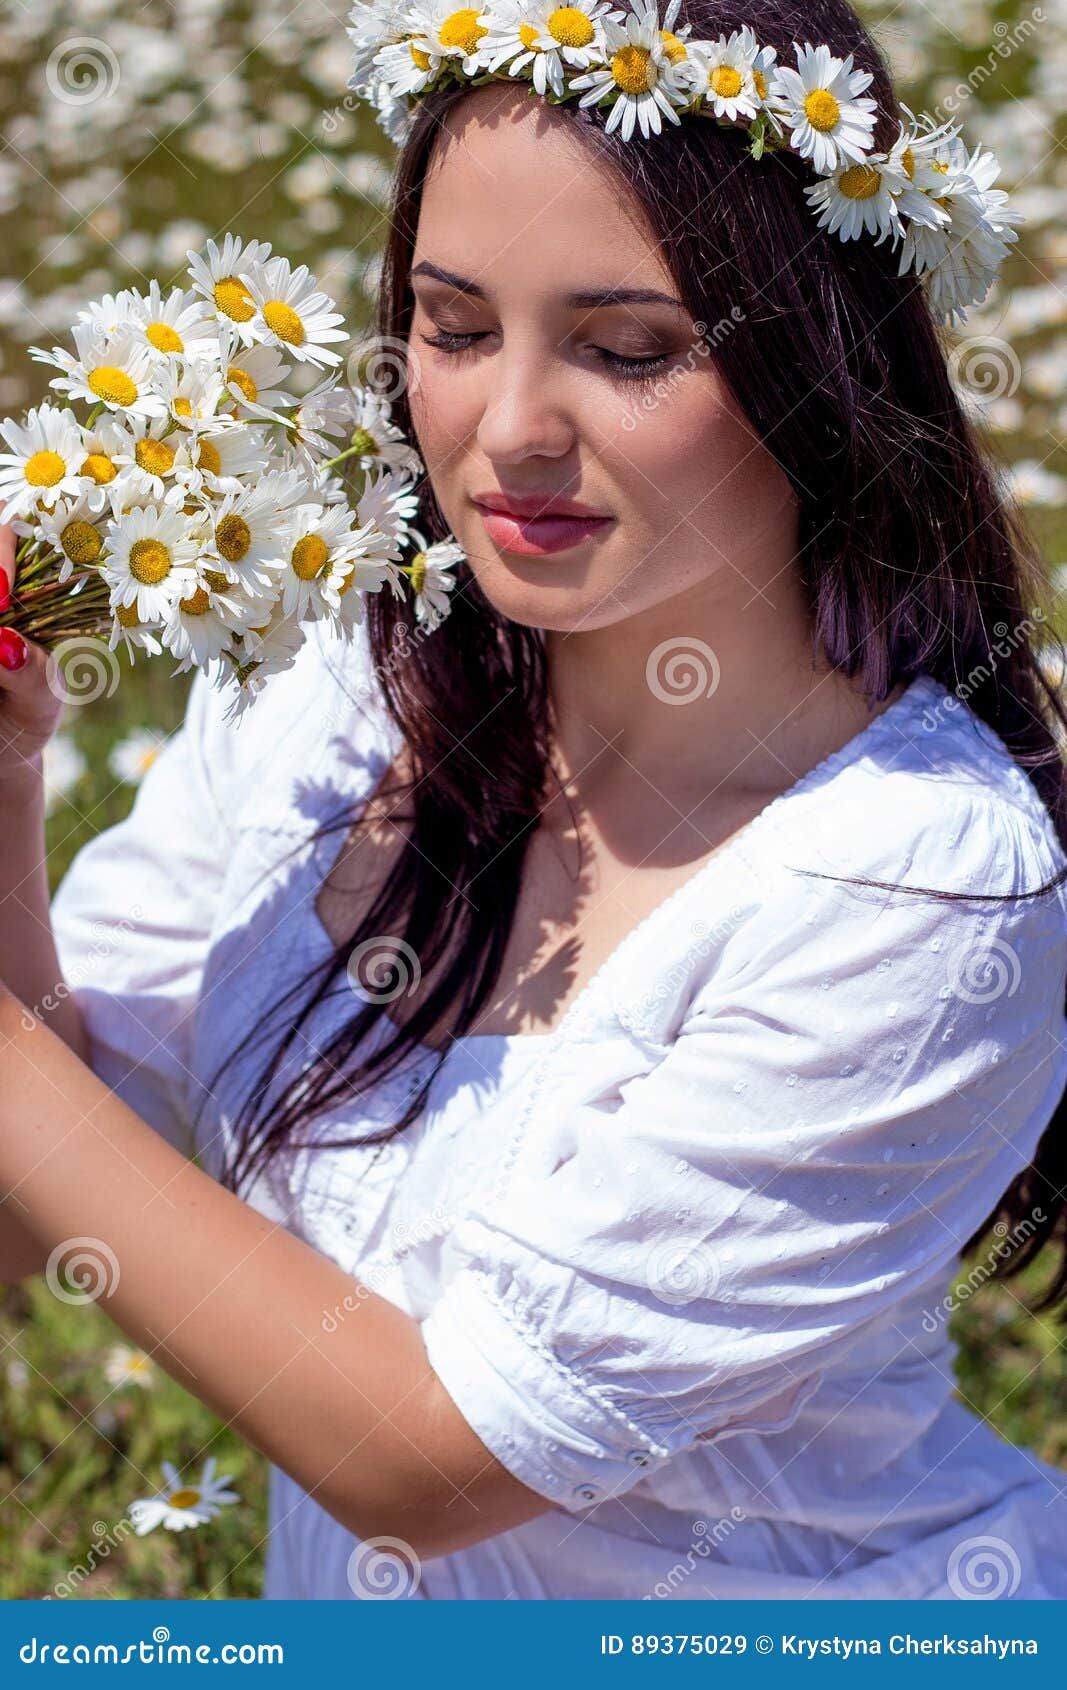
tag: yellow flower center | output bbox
[213,276,255,322]
[88,366,138,407]
[116,602,141,628]
[180,586,211,615]
[127,1355,151,1371]
[197,439,222,476]
[173,398,193,419]
[128,538,171,584]
[81,451,117,484]
[262,300,305,347]
[900,145,915,179]
[135,437,176,478]
[439,10,487,54]
[168,1489,201,1510]
[710,64,743,99]
[611,45,653,95]
[660,30,688,65]
[548,8,594,49]
[60,520,103,564]
[753,67,767,99]
[519,23,540,51]
[410,41,432,70]
[931,159,949,174]
[146,322,183,354]
[409,550,428,595]
[803,88,840,132]
[838,163,881,200]
[349,426,378,456]
[24,449,66,488]
[203,567,231,592]
[215,513,251,561]
[291,534,328,579]
[227,365,258,403]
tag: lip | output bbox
[472,491,613,557]
[473,490,608,520]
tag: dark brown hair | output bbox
[203,0,1067,1310]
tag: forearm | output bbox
[0,762,89,1063]
[0,986,517,1555]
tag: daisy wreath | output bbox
[346,0,1022,325]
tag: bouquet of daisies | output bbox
[0,234,463,719]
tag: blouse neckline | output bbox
[302,671,939,1060]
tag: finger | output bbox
[0,513,14,616]
[0,627,62,737]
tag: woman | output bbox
[2,0,1067,1600]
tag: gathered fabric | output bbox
[51,616,1067,1599]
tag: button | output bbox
[572,1483,599,1504]
[627,1449,651,1468]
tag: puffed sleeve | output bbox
[49,668,231,1160]
[419,789,1067,1511]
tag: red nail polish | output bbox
[0,584,9,616]
[0,627,27,671]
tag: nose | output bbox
[475,336,576,466]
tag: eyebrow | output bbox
[409,259,684,312]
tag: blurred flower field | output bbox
[2,0,1067,1598]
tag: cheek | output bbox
[407,365,475,469]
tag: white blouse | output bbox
[50,614,1067,1600]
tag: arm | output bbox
[0,984,553,1559]
[0,520,87,1061]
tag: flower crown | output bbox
[345,0,1021,326]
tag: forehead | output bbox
[414,83,676,302]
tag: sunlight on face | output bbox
[405,81,797,634]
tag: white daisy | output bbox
[173,419,274,497]
[110,416,185,500]
[104,1342,157,1387]
[36,490,110,582]
[479,1,614,98]
[203,477,292,592]
[277,501,379,619]
[42,735,87,815]
[570,0,694,142]
[408,1,494,78]
[73,416,127,513]
[406,534,462,626]
[243,256,348,369]
[186,234,274,347]
[30,324,165,421]
[154,358,228,434]
[0,404,86,521]
[347,0,411,87]
[372,27,444,102]
[897,137,1021,325]
[215,330,298,426]
[103,503,201,623]
[688,29,761,123]
[128,1457,239,1535]
[107,597,164,660]
[770,41,878,175]
[357,462,422,553]
[75,291,136,337]
[804,155,900,243]
[123,281,218,364]
[160,566,266,673]
[219,604,307,720]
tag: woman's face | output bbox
[406,82,798,634]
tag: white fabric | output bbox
[50,615,1067,1599]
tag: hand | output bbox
[0,512,65,784]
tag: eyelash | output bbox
[419,328,669,385]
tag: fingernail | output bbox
[0,583,10,616]
[0,627,27,671]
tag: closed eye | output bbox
[418,327,670,384]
